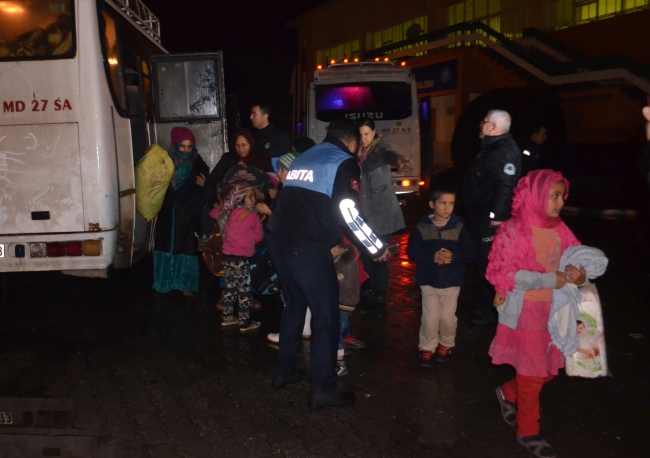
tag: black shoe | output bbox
[271,369,306,389]
[308,386,356,409]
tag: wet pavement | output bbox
[0,203,649,457]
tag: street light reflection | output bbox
[0,1,25,14]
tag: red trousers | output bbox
[501,373,555,436]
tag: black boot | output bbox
[272,369,306,389]
[308,385,356,409]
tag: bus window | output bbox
[315,82,412,122]
[150,55,223,122]
[100,10,128,112]
[0,0,75,60]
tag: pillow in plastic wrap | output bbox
[565,283,608,378]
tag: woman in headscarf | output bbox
[153,127,209,299]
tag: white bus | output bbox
[0,0,227,277]
[306,60,421,196]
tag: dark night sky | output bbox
[144,0,329,132]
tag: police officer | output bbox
[519,124,548,176]
[250,103,292,169]
[463,110,521,326]
[266,120,387,408]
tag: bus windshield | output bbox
[0,0,75,60]
[315,82,412,121]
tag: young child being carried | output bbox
[406,189,474,367]
[210,182,264,332]
[487,170,588,458]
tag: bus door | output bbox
[149,53,227,170]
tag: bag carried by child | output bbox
[249,247,281,295]
[135,144,174,221]
[202,220,224,277]
[565,283,608,378]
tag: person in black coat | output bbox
[519,125,548,176]
[250,103,292,166]
[463,110,521,326]
[153,127,209,300]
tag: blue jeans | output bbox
[339,311,351,351]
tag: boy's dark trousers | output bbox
[468,215,498,325]
[268,244,340,390]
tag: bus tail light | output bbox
[30,243,47,258]
[419,181,425,186]
[83,240,102,256]
[343,58,348,63]
[353,58,359,62]
[384,57,390,62]
[400,180,411,187]
[317,65,322,70]
[401,61,406,66]
[46,242,65,257]
[374,57,380,62]
[65,241,83,257]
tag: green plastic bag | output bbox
[135,144,174,221]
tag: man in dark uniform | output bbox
[519,124,548,176]
[463,110,522,326]
[250,103,292,170]
[266,120,388,408]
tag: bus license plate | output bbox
[0,243,4,258]
[0,412,13,424]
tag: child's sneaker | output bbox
[495,386,517,426]
[433,344,452,362]
[418,351,434,368]
[343,335,366,349]
[336,360,348,376]
[221,316,238,327]
[516,435,556,458]
[239,320,261,333]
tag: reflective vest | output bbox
[283,142,352,198]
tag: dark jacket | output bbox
[155,155,209,255]
[406,213,475,288]
[253,123,292,159]
[518,138,544,177]
[463,133,522,221]
[205,152,238,207]
[267,137,386,258]
[358,136,406,236]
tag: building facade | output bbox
[289,0,650,170]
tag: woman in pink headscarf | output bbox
[153,127,209,300]
[486,170,585,458]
